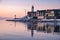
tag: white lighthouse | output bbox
[31,5,34,12]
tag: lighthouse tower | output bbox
[31,5,34,12]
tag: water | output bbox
[0,20,60,40]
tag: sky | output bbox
[0,0,60,18]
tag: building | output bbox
[37,9,55,19]
[37,10,46,19]
[27,6,60,19]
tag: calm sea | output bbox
[0,20,60,40]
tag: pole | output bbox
[24,9,26,16]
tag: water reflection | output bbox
[0,20,60,40]
[27,21,60,37]
[14,21,16,27]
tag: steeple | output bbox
[31,5,34,12]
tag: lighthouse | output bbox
[31,5,34,12]
[14,15,16,19]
